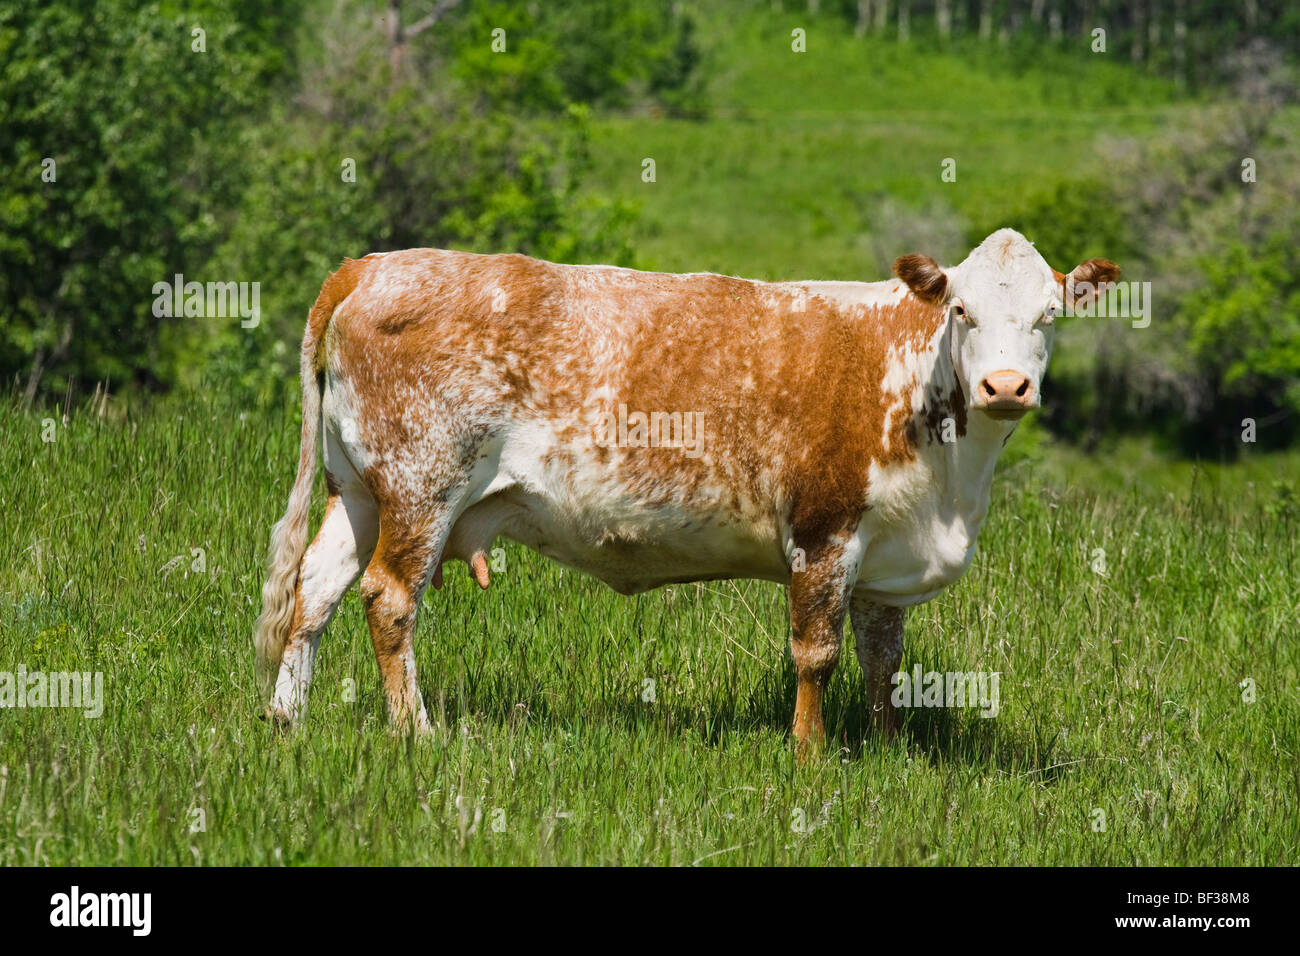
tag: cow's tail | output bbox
[253,257,370,702]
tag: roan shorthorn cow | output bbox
[254,228,1119,755]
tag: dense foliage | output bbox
[0,1,302,399]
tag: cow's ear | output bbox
[892,254,950,306]
[1057,258,1120,310]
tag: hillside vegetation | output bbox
[586,10,1186,279]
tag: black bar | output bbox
[0,866,1285,942]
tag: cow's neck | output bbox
[912,323,1019,524]
[940,411,1017,524]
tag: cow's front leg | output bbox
[849,596,905,739]
[788,540,863,760]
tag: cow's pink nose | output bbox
[978,370,1034,414]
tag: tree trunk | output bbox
[1173,0,1188,88]
[22,318,72,408]
[386,0,404,85]
[386,0,461,87]
[1131,0,1145,64]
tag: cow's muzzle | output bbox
[976,369,1035,419]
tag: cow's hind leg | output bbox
[359,512,454,734]
[268,479,379,726]
[850,596,905,739]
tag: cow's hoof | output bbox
[874,715,903,741]
[260,707,294,733]
[793,734,826,766]
[386,713,435,738]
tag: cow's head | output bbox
[894,228,1119,421]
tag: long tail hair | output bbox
[253,257,371,700]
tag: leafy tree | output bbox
[445,0,704,112]
[0,0,299,401]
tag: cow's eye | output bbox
[1040,304,1059,326]
[951,303,971,324]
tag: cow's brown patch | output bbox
[608,279,946,550]
[307,256,374,372]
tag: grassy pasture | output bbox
[584,13,1189,278]
[1,395,1295,865]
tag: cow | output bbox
[253,227,1118,756]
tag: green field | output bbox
[1,394,1295,865]
[584,13,1190,278]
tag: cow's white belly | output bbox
[446,429,787,594]
[498,489,785,594]
[444,426,990,603]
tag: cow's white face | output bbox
[894,228,1119,422]
[945,261,1060,420]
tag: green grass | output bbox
[585,10,1193,278]
[1,393,1296,865]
